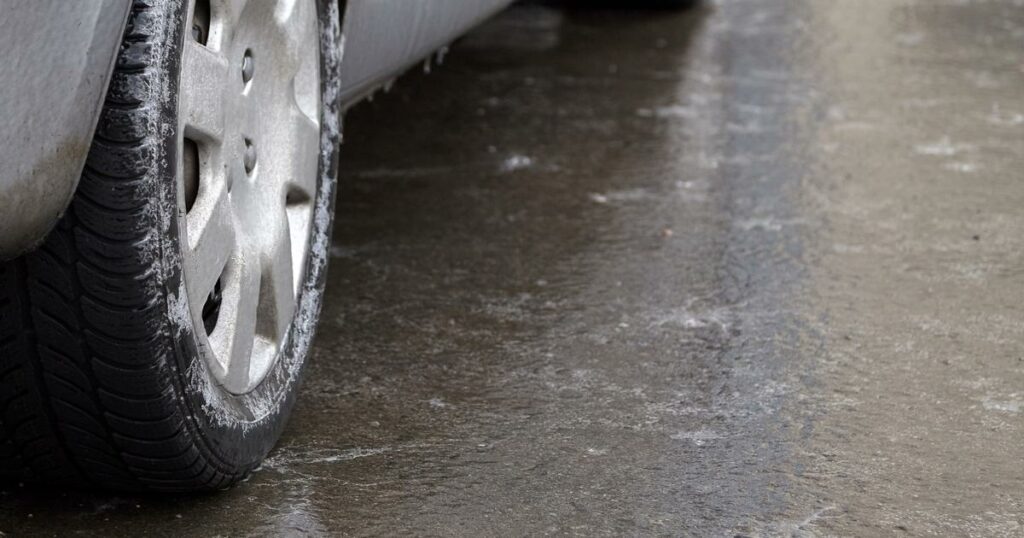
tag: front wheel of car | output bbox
[0,0,341,491]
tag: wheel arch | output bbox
[0,0,133,260]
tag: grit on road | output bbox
[2,0,1023,535]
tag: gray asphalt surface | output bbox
[2,0,1023,536]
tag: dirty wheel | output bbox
[0,0,340,491]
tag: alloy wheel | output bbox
[178,0,321,394]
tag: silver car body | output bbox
[0,0,512,258]
[0,0,133,259]
[338,0,511,107]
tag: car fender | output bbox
[0,0,132,259]
[0,0,512,259]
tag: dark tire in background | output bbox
[0,0,341,492]
[553,0,700,9]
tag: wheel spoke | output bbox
[209,0,250,47]
[180,40,228,141]
[273,0,301,26]
[259,217,296,342]
[273,0,311,61]
[212,252,260,392]
[185,181,235,313]
[285,109,320,200]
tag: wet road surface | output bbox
[3,0,1024,535]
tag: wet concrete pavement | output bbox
[3,0,1024,535]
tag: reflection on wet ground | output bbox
[2,0,1023,535]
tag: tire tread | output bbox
[0,0,245,491]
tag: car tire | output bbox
[0,0,341,492]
